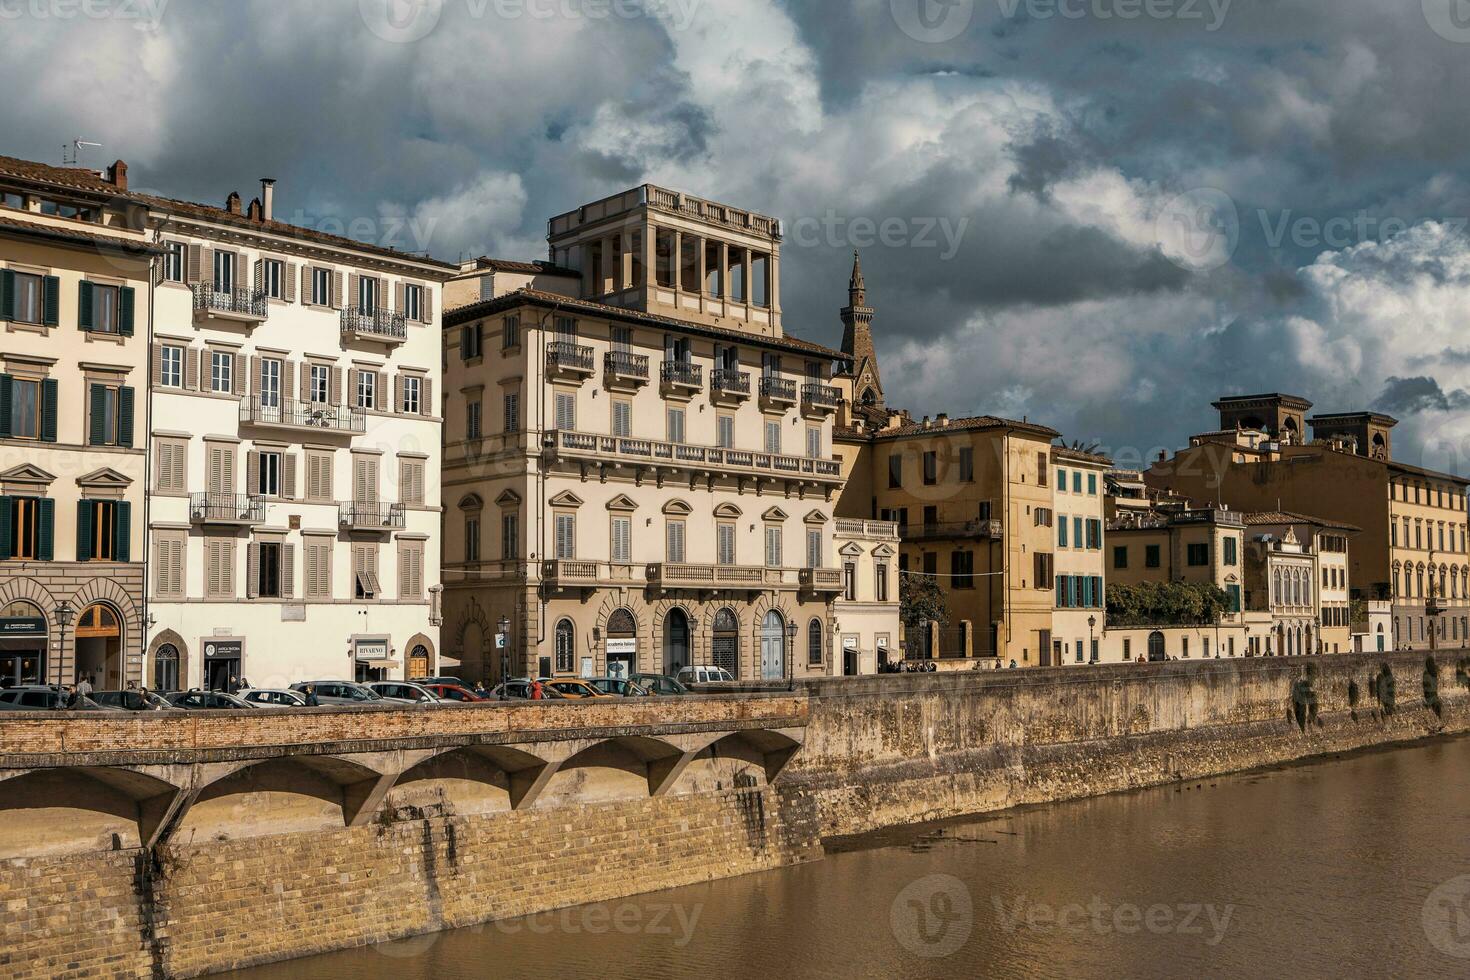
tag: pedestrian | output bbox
[64,686,82,709]
[473,681,489,699]
[530,678,544,700]
[76,676,92,698]
[303,684,320,707]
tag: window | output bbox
[1,497,53,561]
[256,451,282,497]
[807,427,822,459]
[205,536,235,598]
[213,251,235,292]
[1223,537,1238,567]
[1072,471,1083,494]
[401,375,422,415]
[501,512,520,560]
[555,392,576,431]
[466,401,483,440]
[77,499,128,562]
[402,283,422,321]
[959,448,974,482]
[667,407,686,444]
[465,517,481,562]
[88,384,134,448]
[889,455,902,489]
[356,370,377,410]
[1038,454,1049,487]
[310,365,330,404]
[258,358,281,409]
[717,415,735,449]
[163,242,186,283]
[1088,473,1098,495]
[154,438,187,494]
[717,523,736,565]
[765,526,782,567]
[312,267,332,306]
[876,563,889,603]
[353,544,381,600]
[503,392,520,432]
[765,420,782,454]
[1187,543,1209,567]
[808,619,824,666]
[261,259,284,299]
[398,541,424,599]
[255,542,283,598]
[160,345,183,388]
[923,452,937,485]
[1057,468,1067,492]
[503,315,520,349]
[1113,546,1128,569]
[951,551,974,589]
[555,620,575,675]
[1033,552,1054,589]
[612,400,632,437]
[80,282,126,334]
[1058,518,1069,549]
[357,276,378,314]
[611,516,632,563]
[2,270,54,325]
[154,523,185,602]
[555,514,576,559]
[399,458,424,507]
[305,538,332,599]
[806,528,823,569]
[462,322,483,360]
[666,519,686,563]
[843,562,857,601]
[2,376,56,441]
[211,351,233,393]
[1086,519,1102,550]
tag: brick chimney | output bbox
[247,198,263,221]
[106,160,128,191]
[225,191,242,215]
[260,178,275,222]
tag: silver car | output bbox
[289,681,384,705]
[240,688,312,708]
[366,681,443,704]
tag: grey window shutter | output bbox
[187,243,202,282]
[348,273,360,310]
[246,543,260,598]
[331,367,342,403]
[377,371,388,406]
[285,263,298,303]
[282,453,297,499]
[423,285,434,323]
[282,361,295,404]
[333,271,344,308]
[394,375,404,413]
[152,342,163,383]
[394,280,405,313]
[233,353,246,395]
[347,369,358,406]
[299,364,311,403]
[186,348,199,390]
[281,544,295,599]
[250,356,262,396]
[253,259,263,295]
[421,378,433,416]
[236,252,248,294]
[246,451,259,495]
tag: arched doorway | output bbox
[0,600,47,687]
[1147,631,1166,662]
[663,608,691,677]
[606,609,637,679]
[408,644,431,680]
[554,619,575,676]
[74,603,122,690]
[153,643,181,692]
[1377,623,1386,653]
[712,608,740,678]
[761,611,786,679]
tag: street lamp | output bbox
[786,621,798,679]
[496,616,511,700]
[54,600,75,686]
[1088,615,1097,663]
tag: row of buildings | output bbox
[0,152,1461,691]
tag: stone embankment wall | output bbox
[2,651,1466,977]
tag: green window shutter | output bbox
[0,374,11,439]
[40,378,57,443]
[77,281,94,331]
[113,501,131,563]
[88,384,106,446]
[0,496,11,560]
[0,269,13,321]
[118,386,135,448]
[42,276,59,326]
[119,286,136,336]
[37,499,54,562]
[76,500,93,562]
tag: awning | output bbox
[358,659,400,670]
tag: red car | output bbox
[422,683,485,703]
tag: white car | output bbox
[366,681,443,704]
[675,665,736,685]
[240,689,312,708]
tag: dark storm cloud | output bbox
[1377,376,1470,416]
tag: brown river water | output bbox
[227,736,1470,979]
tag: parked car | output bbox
[288,681,384,705]
[587,677,651,697]
[240,689,312,708]
[367,681,443,704]
[91,690,172,711]
[490,679,566,701]
[419,683,484,703]
[540,678,617,700]
[630,673,691,696]
[166,691,256,710]
[411,676,464,687]
[676,665,736,686]
[0,687,110,711]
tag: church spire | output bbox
[840,250,882,411]
[848,250,866,308]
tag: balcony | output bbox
[604,350,650,389]
[661,360,703,395]
[340,307,408,345]
[547,430,844,485]
[759,376,798,406]
[834,518,900,541]
[801,383,841,415]
[710,369,751,402]
[189,492,265,526]
[191,283,267,326]
[239,397,366,435]
[646,563,784,591]
[338,501,406,532]
[800,567,844,594]
[542,560,601,590]
[906,519,1004,542]
[547,341,595,377]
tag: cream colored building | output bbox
[832,517,900,674]
[0,156,156,690]
[139,176,454,690]
[1051,448,1110,665]
[1241,512,1357,655]
[442,186,852,683]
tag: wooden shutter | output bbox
[333,271,344,309]
[394,280,405,313]
[152,342,164,383]
[232,353,246,395]
[0,375,9,438]
[284,263,298,303]
[299,364,312,403]
[249,356,261,396]
[282,361,296,405]
[282,452,297,500]
[0,495,10,560]
[77,281,95,331]
[331,367,342,404]
[40,379,57,443]
[422,285,434,323]
[421,378,433,417]
[246,451,260,496]
[42,276,59,326]
[37,499,54,562]
[281,544,295,599]
[376,371,387,408]
[76,501,94,561]
[113,502,130,563]
[185,348,199,390]
[246,542,260,598]
[88,384,107,446]
[394,374,404,414]
[348,273,360,310]
[117,387,134,448]
[119,287,135,336]
[186,244,203,282]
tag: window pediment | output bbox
[804,509,829,525]
[663,499,693,516]
[0,464,57,487]
[458,494,484,512]
[762,506,790,523]
[872,544,895,558]
[76,467,132,490]
[495,489,522,507]
[550,490,585,509]
[713,502,743,519]
[838,542,865,557]
[606,494,639,513]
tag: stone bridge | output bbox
[0,695,808,859]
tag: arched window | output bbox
[807,619,824,666]
[554,619,575,674]
[712,608,740,677]
[1148,631,1166,662]
[153,643,180,692]
[607,609,637,637]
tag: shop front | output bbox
[353,636,397,682]
[0,602,47,687]
[203,638,244,692]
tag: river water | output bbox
[229,736,1470,979]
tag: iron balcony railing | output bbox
[604,350,650,381]
[711,369,751,396]
[759,376,798,401]
[906,519,1004,542]
[547,341,595,372]
[340,306,408,342]
[550,429,843,479]
[338,501,407,530]
[189,492,265,525]
[239,397,367,433]
[801,383,842,409]
[661,360,702,387]
[191,283,268,320]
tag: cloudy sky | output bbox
[10,0,1470,471]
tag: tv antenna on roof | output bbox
[62,139,102,167]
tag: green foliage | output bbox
[1105,581,1233,627]
[900,571,949,632]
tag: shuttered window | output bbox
[306,450,333,502]
[501,512,520,560]
[717,415,734,448]
[305,538,333,599]
[352,455,379,504]
[611,517,632,563]
[353,543,381,599]
[152,531,185,599]
[503,392,520,432]
[555,514,576,560]
[154,439,188,494]
[806,529,823,569]
[554,392,575,431]
[806,426,822,459]
[206,536,235,599]
[612,400,632,437]
[399,458,425,506]
[398,541,425,599]
[666,407,685,444]
[87,384,134,447]
[717,523,736,566]
[764,526,782,567]
[764,421,781,454]
[666,520,686,563]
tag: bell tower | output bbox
[840,251,883,410]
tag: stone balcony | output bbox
[646,563,788,592]
[834,518,901,541]
[191,283,267,326]
[189,492,265,526]
[547,430,843,487]
[661,359,703,395]
[239,397,366,436]
[799,567,844,594]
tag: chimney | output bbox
[260,178,276,222]
[921,416,931,429]
[107,160,128,191]
[247,198,263,221]
[225,191,242,215]
[937,413,949,427]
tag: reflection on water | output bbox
[228,737,1470,979]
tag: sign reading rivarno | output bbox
[355,640,390,661]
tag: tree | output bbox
[900,570,949,632]
[1106,581,1232,627]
